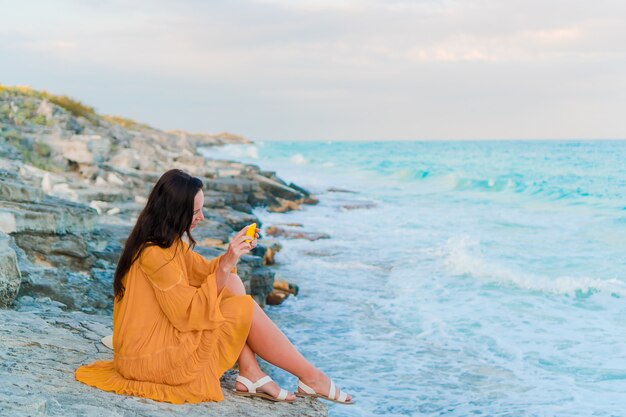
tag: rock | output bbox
[303,196,320,205]
[107,148,141,170]
[265,227,330,241]
[87,224,130,264]
[288,182,311,196]
[0,171,46,203]
[0,210,16,234]
[74,185,132,203]
[231,202,253,214]
[0,300,327,417]
[203,191,227,209]
[193,245,226,260]
[274,223,304,228]
[253,174,304,201]
[41,172,52,193]
[258,171,288,186]
[327,187,358,194]
[0,197,97,235]
[267,198,302,213]
[266,290,289,306]
[44,134,103,165]
[205,209,260,232]
[204,190,250,209]
[51,182,79,201]
[12,232,91,271]
[210,131,252,144]
[106,172,124,186]
[169,130,252,148]
[198,238,225,248]
[89,200,107,215]
[0,231,21,307]
[266,280,299,306]
[249,267,275,307]
[263,246,277,266]
[192,219,233,244]
[66,116,84,134]
[86,135,112,163]
[5,222,124,314]
[0,171,97,229]
[340,201,377,210]
[204,178,259,194]
[273,279,299,296]
[17,266,113,312]
[217,168,243,177]
[252,239,282,266]
[36,99,53,120]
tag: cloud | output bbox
[404,27,586,63]
[1,0,625,139]
[23,40,78,52]
[525,28,581,42]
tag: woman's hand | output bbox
[218,225,260,272]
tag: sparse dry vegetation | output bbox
[0,84,97,122]
[102,115,152,130]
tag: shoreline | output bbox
[0,86,327,416]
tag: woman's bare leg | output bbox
[247,301,352,401]
[226,273,352,402]
[225,273,296,400]
[246,301,317,377]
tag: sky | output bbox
[1,0,626,141]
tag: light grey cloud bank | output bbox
[2,0,625,140]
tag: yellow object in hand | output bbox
[245,223,257,242]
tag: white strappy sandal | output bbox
[233,375,294,403]
[296,379,354,405]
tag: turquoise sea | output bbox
[201,141,626,417]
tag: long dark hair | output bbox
[113,169,203,300]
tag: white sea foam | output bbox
[198,144,258,160]
[206,140,626,416]
[444,172,459,189]
[393,168,412,179]
[331,261,387,271]
[307,257,386,271]
[245,146,259,159]
[290,153,307,164]
[437,235,626,297]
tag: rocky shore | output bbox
[0,86,326,416]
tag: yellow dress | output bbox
[75,240,254,403]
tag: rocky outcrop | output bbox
[266,279,300,306]
[0,86,315,310]
[0,297,327,417]
[266,226,331,241]
[0,85,325,417]
[0,171,114,312]
[0,168,98,235]
[0,231,20,307]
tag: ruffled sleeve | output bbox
[185,248,237,288]
[138,245,226,332]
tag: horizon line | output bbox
[252,137,626,142]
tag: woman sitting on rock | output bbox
[75,169,353,405]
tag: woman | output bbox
[75,169,353,405]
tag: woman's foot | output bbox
[236,370,296,401]
[297,369,353,404]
